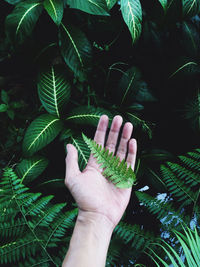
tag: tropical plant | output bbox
[1,0,200,265]
[0,167,77,266]
[149,226,200,267]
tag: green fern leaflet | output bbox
[82,133,136,188]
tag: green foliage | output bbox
[44,0,64,26]
[22,114,63,156]
[0,168,77,266]
[121,0,142,43]
[15,156,49,184]
[59,22,92,81]
[0,89,25,120]
[66,105,113,127]
[82,133,136,188]
[1,0,200,265]
[38,66,71,117]
[149,226,200,266]
[182,0,200,18]
[5,0,43,45]
[66,0,109,16]
[70,135,90,171]
[115,222,156,251]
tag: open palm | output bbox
[65,115,137,228]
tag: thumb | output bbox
[65,144,80,181]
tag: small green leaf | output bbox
[1,90,9,104]
[7,109,15,120]
[66,0,109,16]
[44,0,63,25]
[106,0,117,9]
[59,22,92,81]
[82,133,136,188]
[16,156,49,184]
[121,0,142,43]
[4,0,22,4]
[5,0,43,45]
[0,104,8,112]
[22,114,63,156]
[38,66,71,117]
[158,0,168,11]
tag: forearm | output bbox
[62,210,114,267]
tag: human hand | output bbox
[65,115,137,230]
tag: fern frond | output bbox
[114,222,156,251]
[161,165,196,204]
[45,208,78,248]
[82,134,136,188]
[166,162,200,185]
[135,191,189,229]
[0,219,27,238]
[32,203,66,229]
[0,168,77,266]
[179,155,200,173]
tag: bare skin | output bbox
[62,115,137,267]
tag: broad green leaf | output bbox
[44,0,63,25]
[5,0,43,45]
[66,105,113,127]
[106,0,117,9]
[182,0,200,17]
[59,22,92,81]
[119,67,142,105]
[1,90,9,104]
[4,0,22,4]
[118,66,155,105]
[0,104,8,112]
[182,22,199,58]
[22,114,63,156]
[120,0,142,43]
[66,0,109,16]
[158,0,168,11]
[16,156,49,184]
[38,66,71,117]
[7,109,15,120]
[70,135,90,171]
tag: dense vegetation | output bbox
[0,0,200,266]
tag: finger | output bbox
[65,144,80,184]
[126,138,137,170]
[116,122,133,161]
[105,115,123,154]
[87,115,109,169]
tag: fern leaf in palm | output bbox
[82,133,136,188]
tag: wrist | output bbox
[77,209,115,233]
